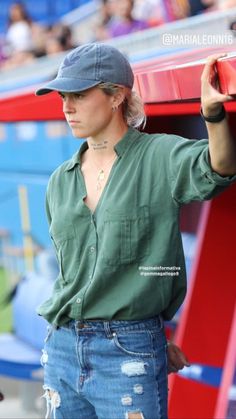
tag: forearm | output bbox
[206,117,236,176]
[200,53,236,177]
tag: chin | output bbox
[71,127,89,139]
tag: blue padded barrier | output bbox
[13,252,57,350]
[178,364,222,388]
[0,250,58,381]
[0,334,43,381]
[0,173,49,249]
[0,122,83,249]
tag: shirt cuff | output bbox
[200,148,236,186]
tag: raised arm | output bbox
[201,54,236,177]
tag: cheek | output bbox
[94,107,113,127]
[88,100,112,122]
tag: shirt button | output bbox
[90,246,95,253]
[76,298,82,304]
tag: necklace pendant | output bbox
[98,170,105,181]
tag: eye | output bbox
[74,93,85,99]
[58,92,66,100]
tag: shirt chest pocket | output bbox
[49,223,79,284]
[101,206,150,266]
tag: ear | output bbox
[112,86,126,109]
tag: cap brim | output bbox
[35,77,101,96]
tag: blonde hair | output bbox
[98,82,146,129]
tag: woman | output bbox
[106,0,149,38]
[6,2,33,54]
[2,2,42,69]
[36,43,236,419]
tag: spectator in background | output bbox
[188,0,215,16]
[133,0,165,27]
[189,0,236,15]
[164,0,190,21]
[99,0,115,27]
[106,0,150,38]
[44,36,66,56]
[230,19,236,34]
[5,2,33,55]
[0,18,75,69]
[1,2,38,69]
[41,24,76,56]
[94,0,115,41]
[0,37,6,65]
[51,24,76,51]
[216,0,236,8]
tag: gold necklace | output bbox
[90,154,117,191]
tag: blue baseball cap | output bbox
[35,43,134,96]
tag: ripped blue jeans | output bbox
[41,316,168,419]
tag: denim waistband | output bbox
[63,316,163,333]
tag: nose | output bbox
[63,96,75,114]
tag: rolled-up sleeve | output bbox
[168,136,236,205]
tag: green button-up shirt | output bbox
[38,127,236,326]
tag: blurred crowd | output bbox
[94,0,162,42]
[0,0,236,70]
[0,2,75,70]
[93,0,236,41]
[188,0,236,15]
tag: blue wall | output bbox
[0,120,83,249]
[0,0,92,33]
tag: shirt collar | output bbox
[64,127,140,172]
[114,127,141,157]
[64,141,88,172]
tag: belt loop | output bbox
[104,321,112,338]
[74,320,78,333]
[158,314,164,329]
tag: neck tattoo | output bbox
[91,140,108,150]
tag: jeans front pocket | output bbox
[102,205,150,267]
[111,330,154,358]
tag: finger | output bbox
[225,95,234,101]
[167,342,191,369]
[169,359,187,371]
[176,358,189,369]
[201,53,227,82]
[206,53,227,62]
[219,94,234,102]
[174,350,190,367]
[168,364,179,374]
[204,93,234,103]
